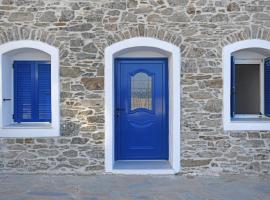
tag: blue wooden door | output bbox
[115,58,168,160]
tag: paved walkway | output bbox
[0,174,269,200]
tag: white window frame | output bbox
[104,37,181,174]
[233,59,264,118]
[0,40,60,137]
[223,39,270,130]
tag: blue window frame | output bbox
[14,61,51,123]
[265,57,270,117]
[231,56,236,118]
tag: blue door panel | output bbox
[14,61,51,123]
[115,58,168,160]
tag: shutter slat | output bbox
[14,61,34,122]
[265,57,270,116]
[37,63,51,122]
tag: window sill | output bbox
[0,122,59,138]
[3,122,52,129]
[224,117,270,131]
[232,114,270,122]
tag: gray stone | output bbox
[167,0,188,6]
[83,43,98,54]
[71,137,89,144]
[230,132,247,138]
[70,39,83,47]
[9,12,34,21]
[243,140,265,148]
[197,151,223,158]
[254,154,269,160]
[169,12,190,22]
[87,115,104,124]
[187,48,206,58]
[122,12,137,22]
[210,13,228,22]
[227,2,240,12]
[234,14,250,22]
[0,151,17,159]
[85,165,103,171]
[61,121,80,137]
[2,0,14,5]
[102,2,126,10]
[81,77,104,91]
[7,144,26,150]
[37,149,59,157]
[61,109,78,118]
[7,160,24,168]
[128,0,138,8]
[181,159,212,167]
[60,10,74,22]
[248,132,261,139]
[17,152,37,159]
[237,156,252,162]
[92,132,104,140]
[71,85,84,91]
[190,91,212,99]
[63,150,78,158]
[69,158,89,166]
[85,14,103,23]
[253,13,270,20]
[204,79,222,88]
[61,67,81,78]
[147,14,165,23]
[39,11,57,22]
[204,99,222,112]
[67,23,93,32]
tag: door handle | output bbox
[115,108,125,118]
[3,98,11,101]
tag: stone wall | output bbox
[0,0,269,175]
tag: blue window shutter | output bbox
[265,57,270,116]
[231,56,236,118]
[14,61,51,123]
[36,62,51,122]
[14,61,35,122]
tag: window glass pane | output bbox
[236,64,260,114]
[131,72,152,110]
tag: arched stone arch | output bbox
[220,27,270,48]
[104,37,181,174]
[98,25,183,53]
[0,27,66,57]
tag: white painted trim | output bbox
[0,40,60,137]
[108,169,176,175]
[105,37,180,174]
[223,39,270,130]
[234,59,261,65]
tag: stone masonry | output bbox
[0,0,269,175]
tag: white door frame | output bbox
[105,37,181,174]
